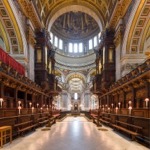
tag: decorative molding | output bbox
[17,0,42,29]
[108,0,132,29]
[27,25,35,46]
[114,23,124,47]
[3,0,24,53]
[127,0,149,54]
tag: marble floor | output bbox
[2,116,149,150]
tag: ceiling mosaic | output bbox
[51,11,100,41]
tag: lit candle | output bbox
[111,103,114,108]
[0,98,3,108]
[118,102,121,109]
[31,107,34,114]
[128,106,132,115]
[40,107,43,113]
[29,102,32,108]
[145,98,149,108]
[115,107,118,114]
[18,101,21,105]
[37,103,39,108]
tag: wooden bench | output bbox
[99,116,111,125]
[46,117,56,127]
[90,113,97,119]
[38,117,49,126]
[112,120,143,140]
[14,120,36,136]
[0,126,12,148]
[53,114,60,119]
[90,114,102,127]
[99,118,110,125]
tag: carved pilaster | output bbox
[100,29,116,90]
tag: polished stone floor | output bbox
[2,116,149,150]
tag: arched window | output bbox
[59,39,63,50]
[98,32,101,43]
[54,36,58,47]
[50,32,53,44]
[74,43,78,53]
[89,39,93,50]
[94,36,98,47]
[79,43,83,53]
[69,43,73,52]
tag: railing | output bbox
[0,47,25,75]
[110,59,150,90]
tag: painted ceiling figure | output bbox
[52,11,99,40]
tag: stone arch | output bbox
[124,1,149,55]
[121,0,141,56]
[87,69,96,83]
[55,68,65,82]
[0,20,10,52]
[65,72,86,83]
[46,5,104,32]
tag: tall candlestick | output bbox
[47,105,48,111]
[18,101,21,105]
[118,102,121,109]
[32,107,34,114]
[108,107,110,113]
[145,98,149,108]
[18,106,21,115]
[29,102,32,108]
[128,101,132,106]
[115,107,118,114]
[0,98,3,108]
[111,103,114,108]
[18,101,21,115]
[128,106,132,115]
[37,103,39,108]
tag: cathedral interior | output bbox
[0,0,149,149]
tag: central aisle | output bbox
[3,116,148,150]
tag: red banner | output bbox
[0,47,25,75]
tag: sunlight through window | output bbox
[69,43,73,52]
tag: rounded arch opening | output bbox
[47,5,104,32]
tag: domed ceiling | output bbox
[51,11,100,41]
